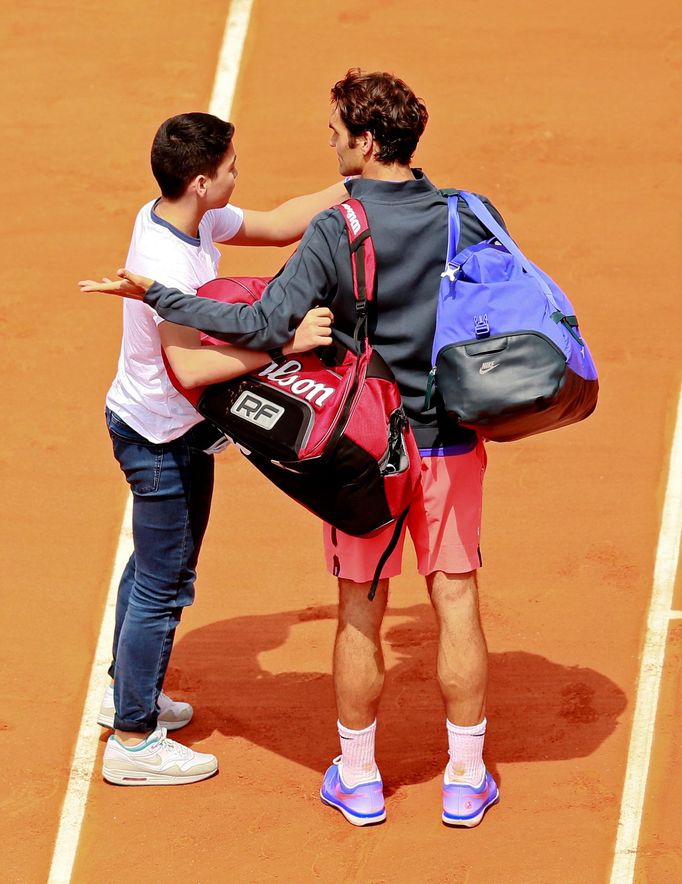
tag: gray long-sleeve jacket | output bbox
[144,172,505,450]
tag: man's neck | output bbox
[360,159,413,182]
[154,196,203,238]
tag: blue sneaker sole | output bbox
[442,790,500,827]
[320,789,386,826]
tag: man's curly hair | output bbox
[331,68,428,166]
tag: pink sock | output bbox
[445,718,487,786]
[337,719,378,786]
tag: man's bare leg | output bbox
[428,569,491,794]
[429,569,498,823]
[321,576,389,810]
[428,570,487,724]
[333,577,389,729]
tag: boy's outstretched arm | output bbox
[227,180,348,246]
[79,215,338,348]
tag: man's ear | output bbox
[360,131,374,160]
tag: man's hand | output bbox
[78,268,154,300]
[285,307,334,354]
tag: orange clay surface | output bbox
[0,1,680,881]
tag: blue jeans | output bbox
[106,408,216,731]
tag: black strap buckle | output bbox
[349,229,371,253]
[268,347,286,365]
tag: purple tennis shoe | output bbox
[442,769,499,827]
[320,757,386,826]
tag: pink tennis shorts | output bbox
[323,441,487,582]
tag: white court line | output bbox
[208,0,255,119]
[610,382,682,884]
[47,3,254,881]
[47,497,132,884]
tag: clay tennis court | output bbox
[1,0,680,881]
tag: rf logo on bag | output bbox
[231,391,285,429]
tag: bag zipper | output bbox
[379,408,409,475]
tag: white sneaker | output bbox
[97,685,193,731]
[102,728,218,786]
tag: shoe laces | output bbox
[162,739,192,757]
[150,729,192,757]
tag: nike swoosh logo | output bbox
[479,364,498,375]
[118,747,164,765]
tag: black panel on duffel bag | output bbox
[436,331,598,442]
[436,331,566,421]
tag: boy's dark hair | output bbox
[331,69,428,166]
[151,113,235,199]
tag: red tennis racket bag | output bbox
[165,200,421,598]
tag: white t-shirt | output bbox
[106,199,244,443]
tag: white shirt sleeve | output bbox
[204,204,245,243]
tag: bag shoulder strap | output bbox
[451,190,557,304]
[440,191,462,275]
[335,199,377,345]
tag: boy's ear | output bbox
[192,174,208,197]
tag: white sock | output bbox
[445,718,487,786]
[337,719,378,787]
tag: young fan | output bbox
[80,112,343,786]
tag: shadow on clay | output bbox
[164,602,627,796]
